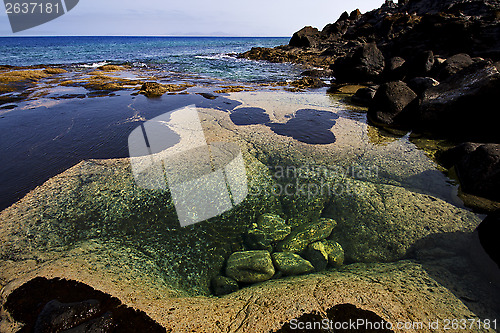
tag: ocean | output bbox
[0,36,303,82]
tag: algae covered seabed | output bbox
[0,66,499,332]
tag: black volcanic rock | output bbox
[418,60,500,142]
[289,26,320,48]
[440,143,500,201]
[437,53,474,80]
[332,43,385,83]
[368,81,417,126]
[406,76,439,96]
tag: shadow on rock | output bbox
[4,277,166,333]
[407,230,500,323]
[268,109,340,145]
[273,304,394,333]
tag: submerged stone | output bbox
[303,241,329,271]
[323,240,345,267]
[244,214,291,251]
[225,251,275,283]
[272,252,315,276]
[277,218,336,253]
[211,276,239,296]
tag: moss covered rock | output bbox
[225,251,275,283]
[272,252,314,276]
[277,218,336,253]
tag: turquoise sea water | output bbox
[0,36,303,82]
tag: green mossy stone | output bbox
[277,218,336,253]
[323,240,345,267]
[271,252,314,276]
[303,241,329,271]
[225,251,275,283]
[244,214,291,251]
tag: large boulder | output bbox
[332,43,385,83]
[437,53,474,80]
[277,218,336,253]
[418,60,500,142]
[225,251,275,283]
[323,178,481,262]
[289,26,321,48]
[440,143,500,202]
[367,81,418,127]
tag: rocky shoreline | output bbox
[239,0,500,266]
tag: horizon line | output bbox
[0,35,291,38]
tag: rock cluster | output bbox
[239,0,500,210]
[211,215,344,296]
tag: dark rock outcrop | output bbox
[439,143,500,201]
[289,26,320,48]
[331,43,385,83]
[368,81,417,126]
[418,60,500,142]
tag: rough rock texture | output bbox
[225,251,275,283]
[368,81,418,127]
[440,143,500,201]
[385,56,406,80]
[271,252,314,276]
[277,218,336,253]
[323,178,481,262]
[290,76,326,89]
[418,60,500,142]
[139,82,167,97]
[244,214,291,251]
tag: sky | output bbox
[1,0,383,36]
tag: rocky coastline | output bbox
[240,0,500,266]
